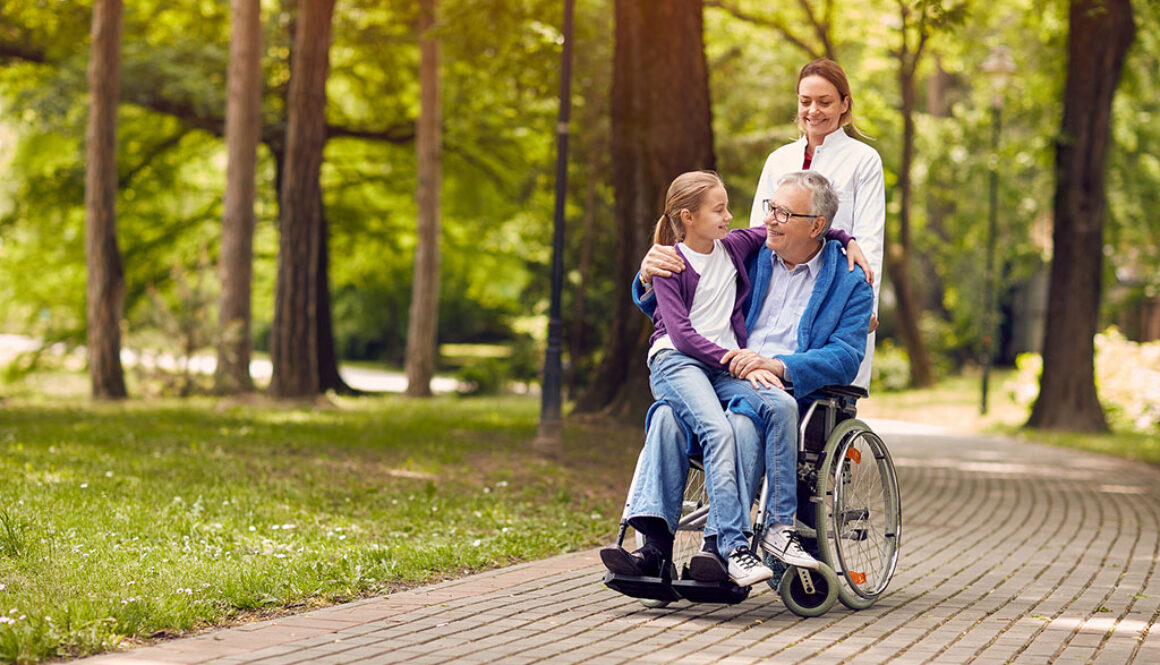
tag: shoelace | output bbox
[732,548,762,570]
[771,530,808,556]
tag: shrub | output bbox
[871,341,911,392]
[1005,327,1160,432]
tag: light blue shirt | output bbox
[747,244,826,379]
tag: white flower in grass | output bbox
[0,616,13,625]
[472,539,482,547]
[496,481,508,488]
[105,471,113,478]
[0,583,5,591]
[80,483,88,489]
[281,524,296,530]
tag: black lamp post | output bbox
[980,46,1015,415]
[535,0,574,453]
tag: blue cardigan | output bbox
[634,239,873,404]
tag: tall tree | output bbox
[85,0,128,400]
[268,0,336,398]
[404,0,443,398]
[886,0,964,388]
[1027,0,1135,432]
[214,0,263,394]
[575,0,715,420]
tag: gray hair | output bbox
[776,170,838,236]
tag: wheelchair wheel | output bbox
[778,561,839,617]
[635,462,708,607]
[814,419,901,610]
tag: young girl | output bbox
[642,171,778,587]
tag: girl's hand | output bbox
[845,239,874,286]
[639,245,685,285]
[746,368,784,391]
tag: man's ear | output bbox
[810,217,826,239]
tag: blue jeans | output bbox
[630,356,799,556]
[646,351,750,557]
[716,382,799,528]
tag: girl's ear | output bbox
[679,209,692,225]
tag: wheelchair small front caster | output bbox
[778,561,839,617]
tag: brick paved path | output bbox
[81,421,1160,665]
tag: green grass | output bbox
[861,368,1160,466]
[0,393,637,664]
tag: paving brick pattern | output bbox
[80,421,1160,664]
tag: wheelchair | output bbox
[603,385,902,617]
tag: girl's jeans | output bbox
[633,351,799,559]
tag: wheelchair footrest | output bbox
[603,572,683,603]
[671,578,750,605]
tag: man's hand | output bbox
[721,349,784,380]
[844,239,874,286]
[869,314,879,333]
[745,368,785,391]
[639,244,685,285]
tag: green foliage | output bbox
[1,0,1159,397]
[1007,328,1160,433]
[0,395,622,663]
[870,341,912,392]
[454,337,540,395]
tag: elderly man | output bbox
[602,170,874,585]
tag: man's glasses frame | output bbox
[761,199,819,224]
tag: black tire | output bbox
[813,419,902,609]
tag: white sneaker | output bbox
[761,527,820,570]
[726,546,774,587]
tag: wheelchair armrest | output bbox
[818,384,868,400]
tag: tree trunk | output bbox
[316,196,356,394]
[574,0,715,420]
[404,0,442,398]
[268,0,335,398]
[1027,0,1134,432]
[215,0,262,394]
[84,0,128,400]
[888,6,935,389]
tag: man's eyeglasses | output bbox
[761,199,818,224]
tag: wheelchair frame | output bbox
[603,385,902,617]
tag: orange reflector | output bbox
[850,571,867,585]
[846,448,862,464]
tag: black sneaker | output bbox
[686,551,729,582]
[600,543,664,577]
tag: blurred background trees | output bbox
[0,0,1157,430]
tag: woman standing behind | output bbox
[748,58,885,389]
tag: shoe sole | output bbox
[600,547,646,576]
[760,544,821,571]
[687,554,729,582]
[729,568,774,587]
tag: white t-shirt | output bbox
[648,240,740,362]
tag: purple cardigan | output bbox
[650,227,853,367]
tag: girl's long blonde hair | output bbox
[653,171,725,246]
